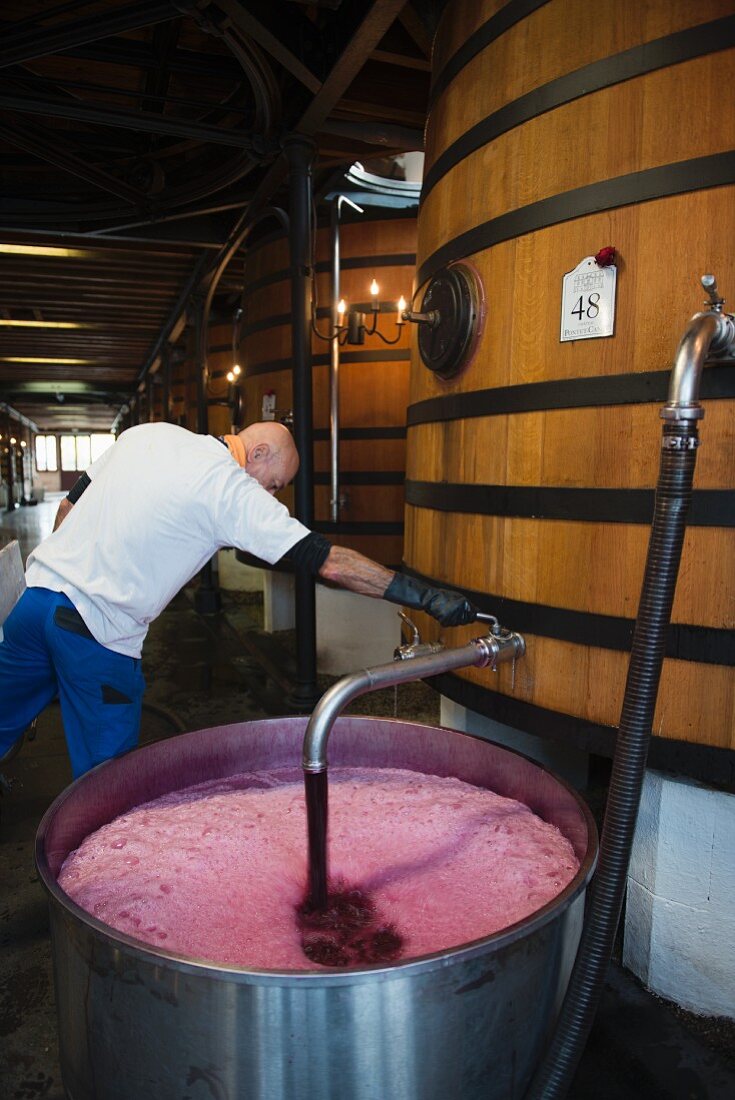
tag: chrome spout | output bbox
[302,625,525,773]
[662,275,735,422]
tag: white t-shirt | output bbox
[26,423,309,657]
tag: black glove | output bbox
[384,573,478,627]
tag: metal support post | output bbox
[194,294,222,614]
[284,134,320,710]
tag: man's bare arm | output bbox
[53,498,73,531]
[318,545,394,597]
[317,545,479,627]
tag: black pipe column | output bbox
[284,135,320,710]
[194,293,222,614]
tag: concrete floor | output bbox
[1,498,733,1099]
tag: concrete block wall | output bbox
[624,771,735,1019]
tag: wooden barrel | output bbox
[164,320,234,435]
[405,0,735,772]
[240,216,416,567]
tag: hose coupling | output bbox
[472,626,526,670]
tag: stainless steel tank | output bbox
[36,716,597,1100]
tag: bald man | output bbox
[0,420,476,777]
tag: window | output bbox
[75,435,91,471]
[59,433,115,472]
[35,434,58,472]
[60,435,78,471]
[90,433,115,463]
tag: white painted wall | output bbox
[0,539,25,642]
[624,770,735,1019]
[217,549,264,593]
[264,571,295,633]
[316,586,401,675]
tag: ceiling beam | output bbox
[48,39,242,78]
[141,20,180,116]
[0,400,39,431]
[319,117,423,150]
[296,0,411,135]
[215,0,322,94]
[0,119,148,206]
[397,3,432,58]
[0,3,176,70]
[0,228,203,256]
[370,48,431,70]
[0,92,260,149]
[7,70,252,120]
[1,383,128,394]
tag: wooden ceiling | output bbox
[0,0,434,431]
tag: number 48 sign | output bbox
[560,255,617,342]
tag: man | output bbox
[0,421,477,778]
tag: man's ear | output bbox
[250,442,270,462]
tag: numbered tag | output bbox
[261,390,276,421]
[560,256,617,342]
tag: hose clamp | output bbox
[662,435,700,450]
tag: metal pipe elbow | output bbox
[663,311,733,420]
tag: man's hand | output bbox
[317,546,478,627]
[383,572,478,627]
[53,498,73,531]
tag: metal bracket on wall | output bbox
[403,261,485,380]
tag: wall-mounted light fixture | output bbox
[315,278,408,347]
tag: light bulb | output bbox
[10,437,16,445]
[226,371,234,383]
[20,440,26,447]
[398,296,406,312]
[232,364,241,376]
[338,298,346,316]
[370,279,379,296]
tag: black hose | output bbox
[525,418,700,1099]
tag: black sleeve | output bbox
[283,532,332,575]
[66,472,91,505]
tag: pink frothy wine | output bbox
[58,767,579,969]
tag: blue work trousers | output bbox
[0,587,145,778]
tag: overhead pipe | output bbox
[525,276,735,1099]
[284,134,320,710]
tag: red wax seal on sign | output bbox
[594,246,616,267]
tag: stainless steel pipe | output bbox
[303,631,524,772]
[663,279,735,421]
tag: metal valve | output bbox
[393,610,525,674]
[394,612,445,661]
[701,274,724,312]
[698,274,735,357]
